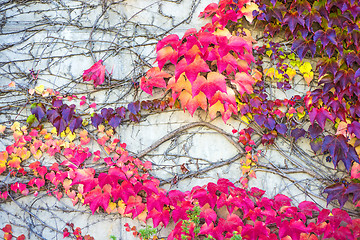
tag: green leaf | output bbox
[26,114,36,125]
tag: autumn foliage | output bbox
[2,0,360,239]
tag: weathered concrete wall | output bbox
[0,0,340,239]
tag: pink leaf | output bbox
[83,60,106,87]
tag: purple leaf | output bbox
[291,128,306,141]
[276,123,287,135]
[310,139,322,152]
[348,121,360,139]
[53,117,66,135]
[115,107,126,118]
[264,117,276,130]
[62,107,74,124]
[344,183,360,203]
[52,99,63,108]
[128,101,141,115]
[91,113,103,128]
[109,115,121,128]
[323,183,348,208]
[355,68,360,79]
[31,105,45,121]
[129,113,140,122]
[47,109,60,124]
[254,114,266,126]
[308,123,322,139]
[69,117,82,132]
[101,108,114,121]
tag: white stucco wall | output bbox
[0,0,340,239]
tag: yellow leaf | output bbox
[241,3,259,23]
[241,115,250,124]
[82,119,89,126]
[214,28,231,37]
[106,129,114,137]
[0,125,5,134]
[67,132,76,142]
[60,131,66,138]
[274,69,284,80]
[10,122,20,131]
[118,200,126,215]
[98,124,105,133]
[35,85,45,94]
[44,133,52,140]
[266,50,273,57]
[288,53,296,60]
[297,111,306,120]
[106,201,117,214]
[286,68,296,81]
[51,127,57,135]
[137,210,148,223]
[264,68,275,79]
[242,165,250,174]
[209,101,224,119]
[299,62,312,74]
[33,150,42,160]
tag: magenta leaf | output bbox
[279,219,309,240]
[83,60,106,87]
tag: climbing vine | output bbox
[1,0,360,239]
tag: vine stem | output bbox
[135,121,244,159]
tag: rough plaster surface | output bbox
[0,0,340,239]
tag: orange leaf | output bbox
[8,81,15,87]
[156,46,178,69]
[209,101,225,119]
[8,157,21,168]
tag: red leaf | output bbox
[124,196,145,218]
[192,72,227,99]
[2,224,12,233]
[83,60,106,87]
[147,191,169,212]
[199,206,217,226]
[156,46,178,70]
[83,187,110,214]
[16,235,25,240]
[140,67,171,96]
[298,201,319,217]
